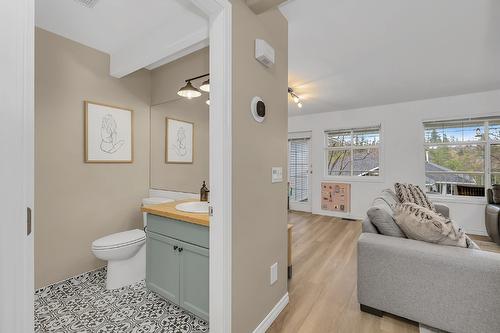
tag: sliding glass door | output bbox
[288,133,312,212]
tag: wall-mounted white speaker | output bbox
[255,39,275,68]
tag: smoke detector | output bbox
[74,0,99,8]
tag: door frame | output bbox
[189,1,232,332]
[3,0,232,331]
[0,0,34,332]
[288,132,312,212]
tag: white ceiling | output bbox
[36,0,208,77]
[281,0,500,115]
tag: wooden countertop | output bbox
[142,199,209,227]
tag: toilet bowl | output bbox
[92,229,146,289]
[92,197,174,290]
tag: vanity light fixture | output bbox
[177,81,202,99]
[288,87,303,109]
[177,73,210,99]
[200,79,210,92]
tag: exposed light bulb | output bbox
[206,99,210,105]
[297,102,303,108]
[293,96,300,103]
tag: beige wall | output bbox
[230,2,289,332]
[35,28,151,288]
[150,48,209,193]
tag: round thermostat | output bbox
[251,96,266,123]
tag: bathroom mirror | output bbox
[149,47,210,194]
[150,98,209,193]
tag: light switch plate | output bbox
[272,167,283,183]
[270,262,278,285]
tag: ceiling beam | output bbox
[245,0,289,14]
[109,26,208,78]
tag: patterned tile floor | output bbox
[35,268,209,333]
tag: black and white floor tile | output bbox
[35,268,209,333]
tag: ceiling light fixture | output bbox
[288,87,303,109]
[177,73,209,99]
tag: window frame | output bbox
[423,117,500,199]
[323,125,383,182]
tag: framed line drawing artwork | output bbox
[84,101,133,163]
[166,118,194,164]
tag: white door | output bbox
[0,0,34,332]
[288,133,312,212]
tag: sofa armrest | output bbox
[433,203,449,218]
[357,233,500,333]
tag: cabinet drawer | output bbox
[147,214,209,248]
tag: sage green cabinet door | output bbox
[179,241,209,321]
[146,232,180,305]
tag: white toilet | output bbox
[91,197,174,290]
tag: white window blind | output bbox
[288,138,310,202]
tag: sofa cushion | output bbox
[394,203,479,249]
[367,205,406,237]
[394,183,435,211]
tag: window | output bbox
[424,117,500,197]
[288,137,310,202]
[324,126,380,177]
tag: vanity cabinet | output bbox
[146,214,209,321]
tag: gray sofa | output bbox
[358,193,500,333]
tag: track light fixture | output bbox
[288,87,303,109]
[177,73,210,100]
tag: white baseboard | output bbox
[252,293,289,333]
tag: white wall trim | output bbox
[0,0,34,331]
[252,293,289,333]
[189,1,233,332]
[148,189,198,200]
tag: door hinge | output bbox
[209,205,214,217]
[27,207,32,236]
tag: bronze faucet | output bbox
[200,181,209,202]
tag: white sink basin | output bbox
[175,201,209,214]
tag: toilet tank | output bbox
[142,197,174,227]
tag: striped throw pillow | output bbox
[394,183,435,212]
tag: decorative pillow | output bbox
[367,204,406,238]
[394,183,435,211]
[394,203,479,249]
[378,188,400,208]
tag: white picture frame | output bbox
[166,118,194,164]
[85,101,133,163]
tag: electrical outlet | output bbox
[271,167,283,183]
[270,262,278,285]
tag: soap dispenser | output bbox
[200,181,209,202]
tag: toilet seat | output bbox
[92,229,145,250]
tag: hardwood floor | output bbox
[267,211,500,333]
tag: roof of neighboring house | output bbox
[425,162,476,184]
[349,154,476,184]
